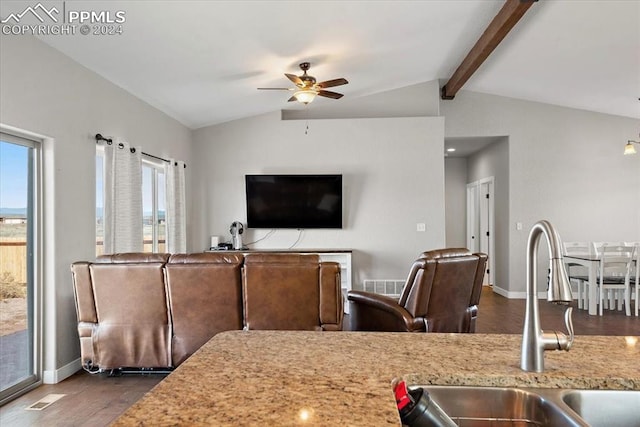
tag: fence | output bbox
[0,240,27,284]
[1,240,167,284]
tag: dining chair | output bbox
[628,242,640,316]
[593,241,627,310]
[563,241,595,309]
[597,243,635,316]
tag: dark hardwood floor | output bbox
[0,372,165,427]
[475,287,639,335]
[1,287,637,426]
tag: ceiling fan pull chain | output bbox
[305,104,311,135]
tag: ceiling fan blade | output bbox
[257,88,294,90]
[285,73,304,87]
[318,90,344,99]
[287,95,297,102]
[317,78,348,89]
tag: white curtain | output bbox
[103,140,143,253]
[166,159,186,253]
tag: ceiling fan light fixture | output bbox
[293,89,318,104]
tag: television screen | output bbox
[245,174,343,229]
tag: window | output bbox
[96,150,104,256]
[96,150,166,254]
[142,160,166,253]
[0,132,41,404]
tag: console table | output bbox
[206,248,353,313]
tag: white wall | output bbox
[444,157,467,247]
[281,80,440,120]
[441,90,640,295]
[191,112,446,285]
[0,35,192,381]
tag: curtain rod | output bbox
[95,134,186,168]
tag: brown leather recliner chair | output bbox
[347,249,488,333]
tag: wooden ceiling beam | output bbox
[441,0,538,100]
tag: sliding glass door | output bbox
[0,133,41,404]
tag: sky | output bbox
[0,140,28,209]
[1,139,165,213]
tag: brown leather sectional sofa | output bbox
[71,252,343,372]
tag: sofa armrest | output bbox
[77,321,98,372]
[466,305,478,333]
[319,262,343,330]
[347,291,426,332]
[70,262,97,323]
[424,304,478,333]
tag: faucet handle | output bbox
[541,307,574,351]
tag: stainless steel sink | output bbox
[561,389,640,427]
[415,386,640,427]
[421,386,586,427]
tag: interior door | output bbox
[466,183,479,253]
[467,177,495,286]
[479,180,494,285]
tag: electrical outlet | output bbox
[417,223,426,232]
[516,222,523,231]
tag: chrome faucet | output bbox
[521,220,575,372]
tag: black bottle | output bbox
[394,380,457,427]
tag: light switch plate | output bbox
[417,223,426,232]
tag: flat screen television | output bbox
[245,174,343,229]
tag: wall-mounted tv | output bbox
[245,174,343,229]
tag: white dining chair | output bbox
[593,241,628,310]
[563,241,595,309]
[628,242,640,316]
[597,243,635,316]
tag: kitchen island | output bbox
[113,331,639,426]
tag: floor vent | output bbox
[26,394,66,411]
[362,279,404,299]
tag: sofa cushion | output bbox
[243,254,321,330]
[166,253,244,365]
[89,262,171,369]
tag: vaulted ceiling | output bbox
[4,0,637,129]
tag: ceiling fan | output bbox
[257,62,348,104]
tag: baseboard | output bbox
[491,285,510,298]
[43,358,82,384]
[491,286,547,299]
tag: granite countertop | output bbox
[113,331,639,426]
[205,248,353,253]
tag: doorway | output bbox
[0,132,41,404]
[466,177,495,285]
